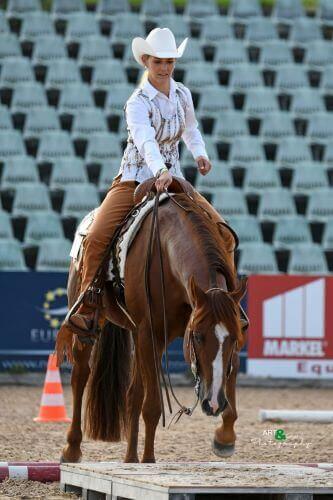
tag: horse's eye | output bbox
[193,332,204,345]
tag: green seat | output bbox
[50,158,87,189]
[0,239,27,271]
[244,88,279,117]
[78,35,112,68]
[24,107,60,140]
[71,108,107,141]
[92,60,127,91]
[214,111,248,141]
[58,83,94,115]
[11,82,47,114]
[229,137,265,166]
[37,131,74,164]
[32,35,67,66]
[273,216,312,249]
[62,184,100,219]
[200,16,233,45]
[0,33,21,61]
[290,89,325,116]
[276,65,308,92]
[211,188,248,218]
[24,212,64,245]
[66,12,99,44]
[183,62,219,91]
[238,243,278,275]
[105,84,136,116]
[1,156,39,190]
[110,13,145,45]
[195,163,232,192]
[36,238,72,271]
[0,57,34,88]
[0,131,26,161]
[258,188,296,221]
[20,12,55,43]
[0,106,13,131]
[198,87,233,118]
[12,183,51,216]
[214,40,248,67]
[45,59,81,90]
[261,112,294,141]
[322,219,333,250]
[291,164,328,194]
[288,244,328,275]
[228,215,263,246]
[85,132,123,164]
[98,161,121,191]
[0,212,13,239]
[7,0,41,20]
[260,40,292,67]
[51,0,84,21]
[244,164,280,194]
[307,188,333,222]
[141,0,175,19]
[230,64,263,91]
[277,137,312,167]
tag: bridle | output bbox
[144,190,237,427]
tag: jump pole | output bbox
[259,409,333,423]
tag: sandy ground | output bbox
[0,385,332,498]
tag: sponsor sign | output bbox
[247,275,333,378]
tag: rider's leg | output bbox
[71,179,137,331]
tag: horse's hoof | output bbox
[60,450,82,464]
[141,458,156,463]
[212,439,235,458]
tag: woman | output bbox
[70,27,233,334]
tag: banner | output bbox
[0,272,68,372]
[247,275,333,379]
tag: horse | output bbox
[59,187,247,464]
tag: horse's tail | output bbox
[84,321,131,442]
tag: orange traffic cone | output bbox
[34,353,71,423]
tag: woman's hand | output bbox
[196,156,211,176]
[155,170,173,192]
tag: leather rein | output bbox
[144,189,236,427]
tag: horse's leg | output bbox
[212,352,239,458]
[61,337,92,463]
[124,337,144,463]
[141,341,163,464]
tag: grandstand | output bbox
[0,0,333,275]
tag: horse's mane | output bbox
[173,194,237,293]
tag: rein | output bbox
[144,190,200,427]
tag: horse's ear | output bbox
[189,275,207,308]
[231,277,248,303]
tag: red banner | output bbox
[247,275,333,379]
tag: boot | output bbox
[70,302,96,332]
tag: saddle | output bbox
[68,177,195,336]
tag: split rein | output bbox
[144,189,200,427]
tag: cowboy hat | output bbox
[132,27,188,67]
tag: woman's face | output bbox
[142,55,176,83]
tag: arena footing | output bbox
[60,461,333,499]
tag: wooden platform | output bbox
[61,461,333,500]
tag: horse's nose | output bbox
[201,398,214,416]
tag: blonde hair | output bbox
[139,68,148,87]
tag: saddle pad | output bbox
[69,193,171,282]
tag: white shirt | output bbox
[118,78,208,183]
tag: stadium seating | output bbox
[36,238,72,271]
[0,239,27,270]
[0,1,332,274]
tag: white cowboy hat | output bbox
[132,27,188,67]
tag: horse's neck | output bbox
[165,212,226,302]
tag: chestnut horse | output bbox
[60,192,247,464]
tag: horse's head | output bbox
[184,276,247,417]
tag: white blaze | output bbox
[210,324,229,413]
